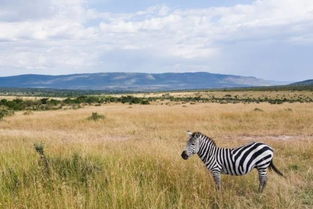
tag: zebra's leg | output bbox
[257,168,268,193]
[211,171,221,190]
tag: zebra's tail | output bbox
[269,160,285,178]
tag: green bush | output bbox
[0,108,14,120]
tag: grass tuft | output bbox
[253,108,264,112]
[87,112,105,121]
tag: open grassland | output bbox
[131,90,313,99]
[0,102,312,209]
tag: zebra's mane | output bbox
[192,132,216,146]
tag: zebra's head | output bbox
[181,131,201,160]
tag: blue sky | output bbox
[0,0,312,81]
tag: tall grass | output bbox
[0,103,312,208]
[0,136,311,209]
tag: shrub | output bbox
[0,107,14,120]
[23,110,33,115]
[87,112,105,121]
[253,108,264,112]
[140,100,150,105]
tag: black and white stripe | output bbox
[181,132,284,192]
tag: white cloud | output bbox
[0,0,312,80]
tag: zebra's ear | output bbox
[186,131,193,136]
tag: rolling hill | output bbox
[0,72,282,91]
[289,79,313,86]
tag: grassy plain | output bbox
[0,99,312,208]
[131,90,313,99]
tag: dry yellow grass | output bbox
[119,90,313,100]
[2,102,312,138]
[0,102,312,209]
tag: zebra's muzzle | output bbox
[181,151,188,160]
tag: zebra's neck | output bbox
[197,135,218,162]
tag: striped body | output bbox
[181,132,284,192]
[198,138,273,176]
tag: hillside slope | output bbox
[290,79,313,86]
[0,72,279,91]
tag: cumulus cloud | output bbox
[0,0,312,80]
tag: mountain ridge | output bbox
[289,79,313,86]
[0,72,284,91]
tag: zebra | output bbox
[181,131,284,192]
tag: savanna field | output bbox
[0,91,313,209]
